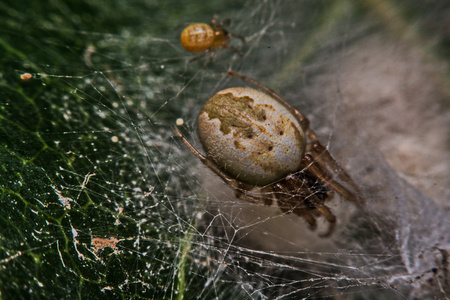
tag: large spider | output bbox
[174,70,362,237]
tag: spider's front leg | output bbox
[302,154,358,204]
[234,186,274,206]
[310,142,362,204]
[174,126,235,185]
[173,126,268,206]
[209,14,221,28]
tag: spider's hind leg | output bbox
[188,49,211,63]
[224,44,243,57]
[301,213,318,232]
[315,204,336,237]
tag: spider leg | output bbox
[302,154,360,206]
[174,126,237,186]
[284,180,335,236]
[235,185,273,206]
[301,212,318,231]
[272,179,322,232]
[203,49,215,68]
[210,14,219,27]
[216,18,231,28]
[189,49,211,63]
[235,192,272,206]
[314,204,336,237]
[275,196,318,231]
[229,33,246,44]
[310,142,362,202]
[174,126,264,203]
[223,44,243,56]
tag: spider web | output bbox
[1,0,450,299]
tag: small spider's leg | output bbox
[314,204,336,237]
[202,50,215,68]
[216,18,231,28]
[310,141,362,200]
[302,154,360,206]
[229,33,246,44]
[210,14,219,27]
[223,44,243,57]
[189,49,210,63]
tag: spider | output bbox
[173,70,362,237]
[180,15,245,65]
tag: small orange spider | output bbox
[180,15,245,64]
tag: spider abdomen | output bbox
[180,23,215,52]
[198,87,306,186]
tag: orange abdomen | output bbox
[180,23,215,52]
